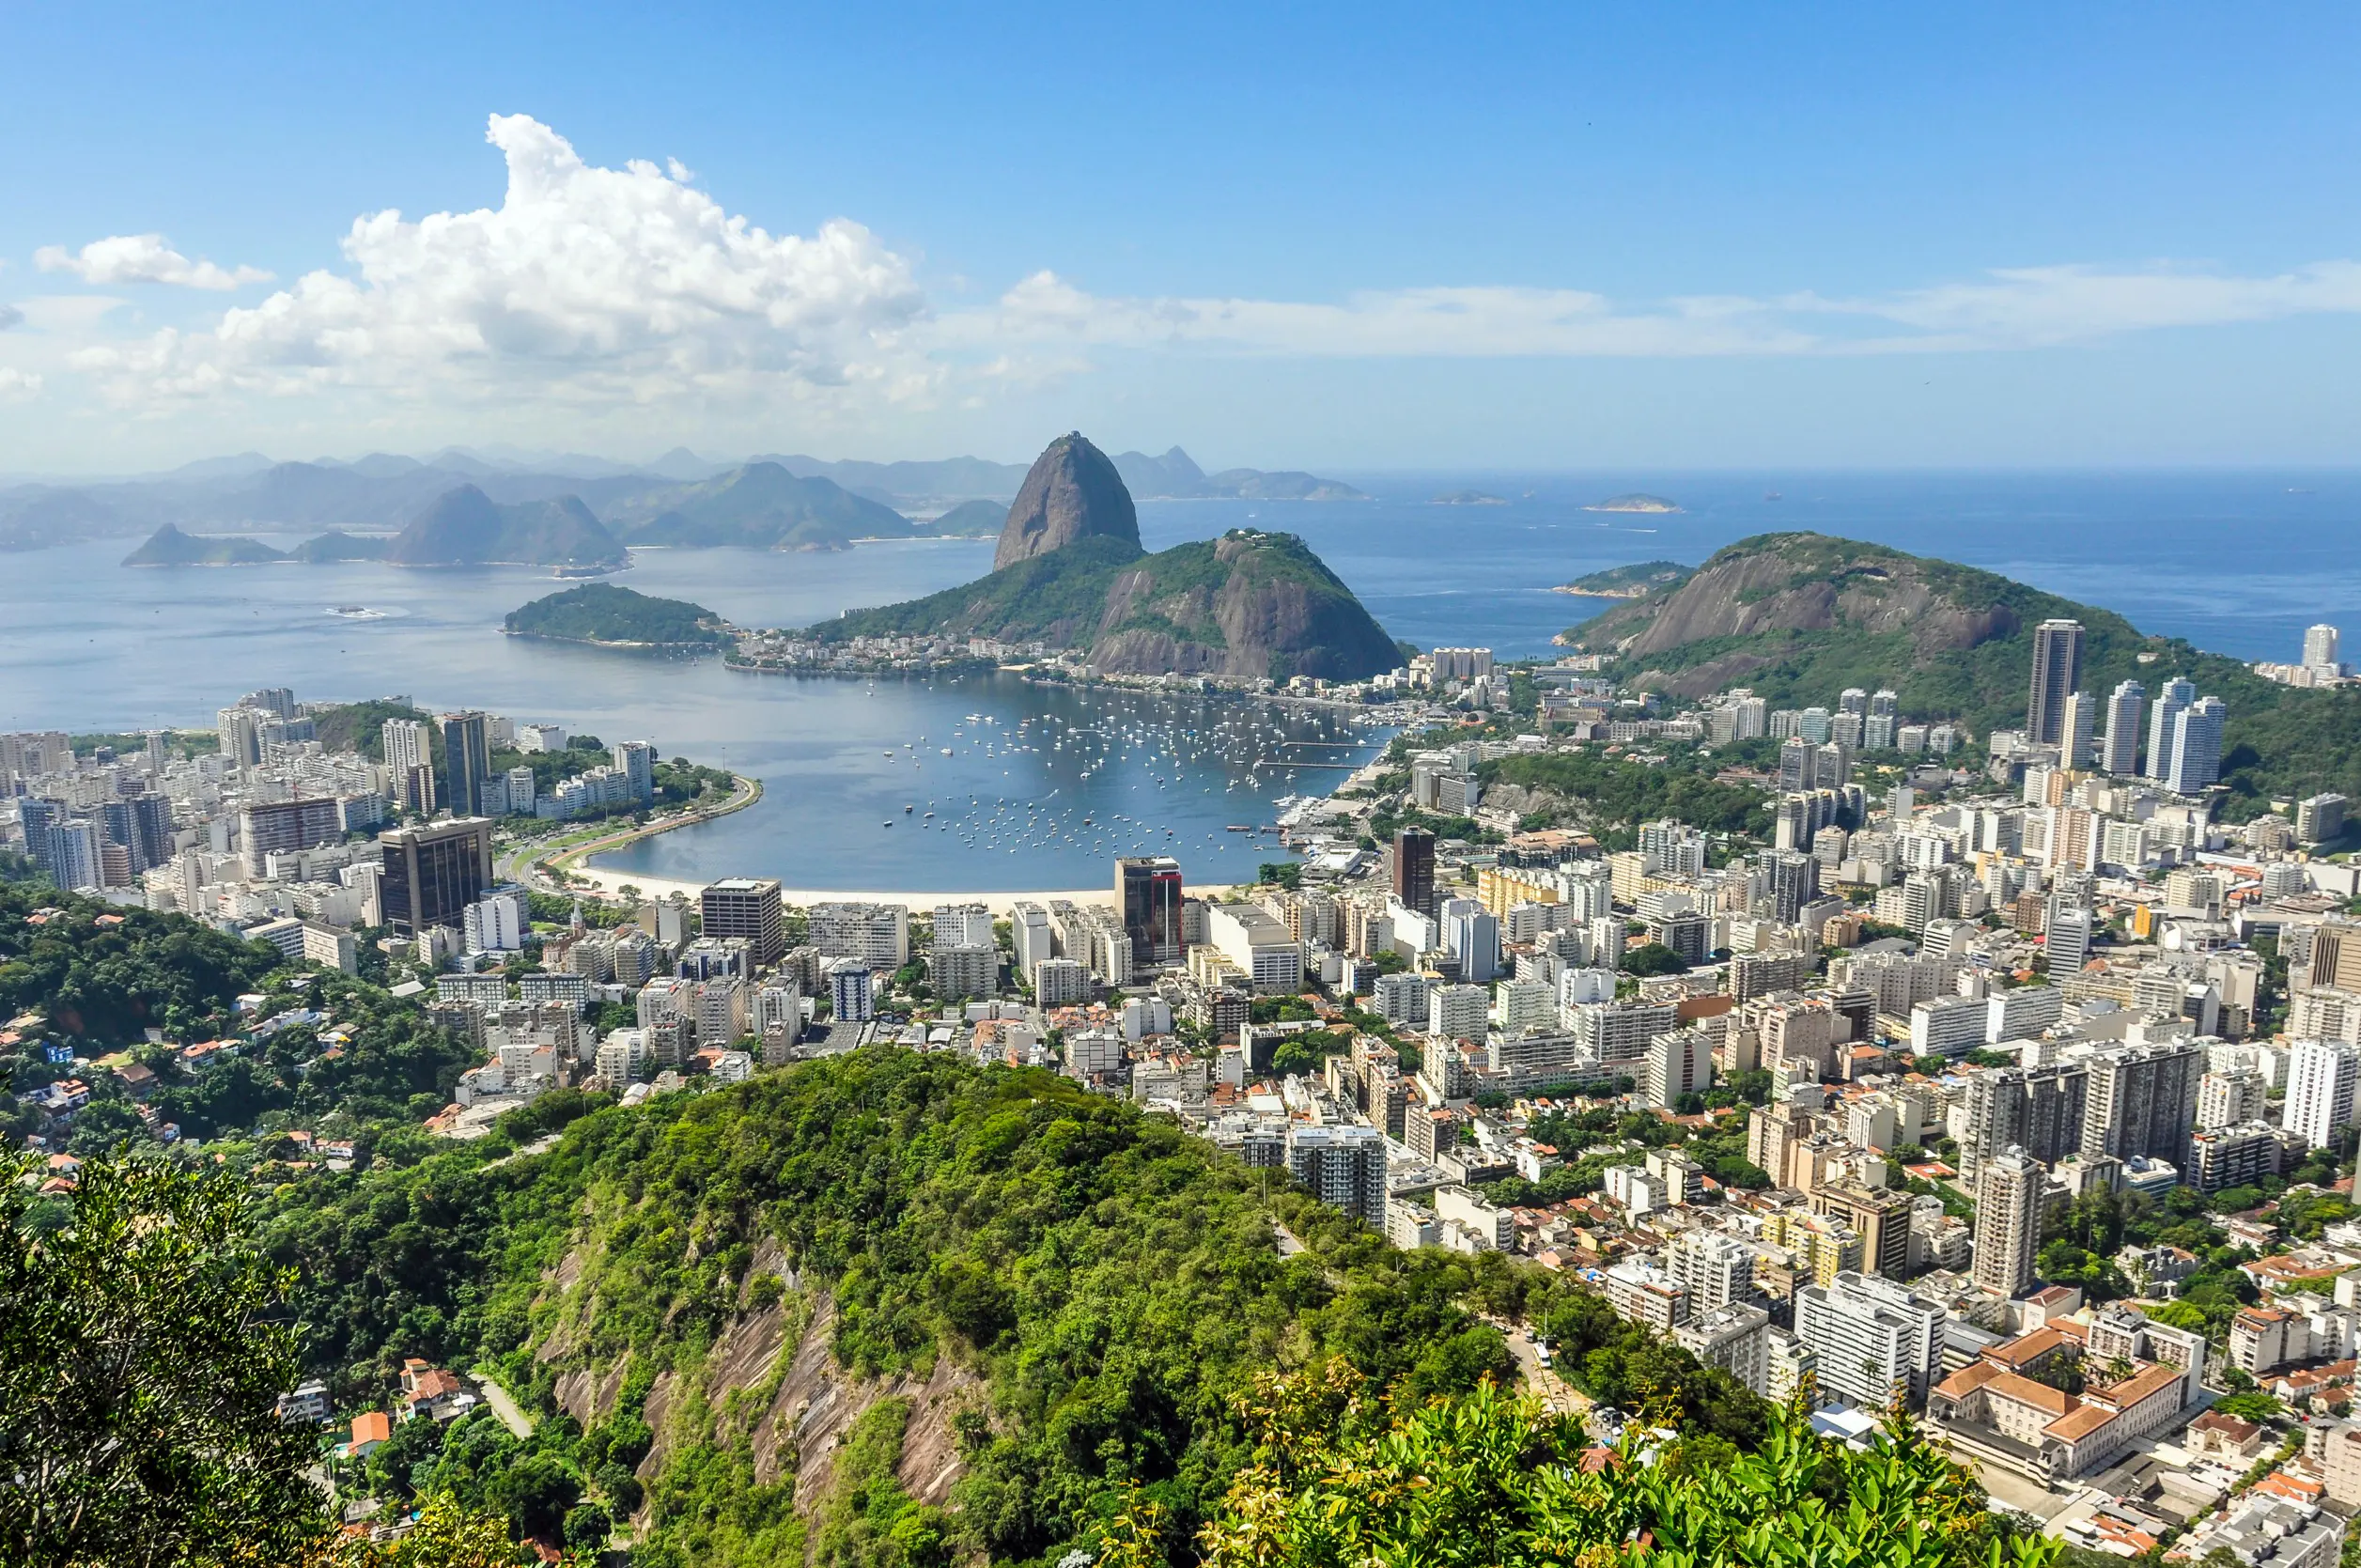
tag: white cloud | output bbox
[942,260,2361,362]
[36,234,273,290]
[0,367,41,401]
[74,115,929,411]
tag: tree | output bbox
[0,1154,326,1567]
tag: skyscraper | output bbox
[2101,680,2144,775]
[378,817,494,934]
[438,712,491,818]
[1972,1147,2044,1299]
[1391,827,1436,919]
[1758,848,1821,924]
[2080,1040,2203,1171]
[1116,856,1184,965]
[2060,690,2097,768]
[2283,1039,2359,1150]
[2027,619,2084,747]
[215,706,264,770]
[1440,897,1500,983]
[383,719,437,815]
[2166,696,2226,796]
[1285,1124,1387,1224]
[2306,624,2342,672]
[701,877,785,967]
[2145,677,2195,784]
[611,740,657,801]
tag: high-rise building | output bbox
[1957,1063,2089,1182]
[1116,856,1185,966]
[2166,696,2226,796]
[2027,619,2084,747]
[2060,690,2098,768]
[1668,1231,1756,1312]
[2198,1069,2270,1130]
[1440,897,1499,983]
[2045,905,2095,977]
[611,740,657,802]
[1973,1147,2044,1299]
[377,817,494,935]
[238,797,345,877]
[1644,1028,1712,1110]
[2306,624,2342,672]
[383,719,437,814]
[1792,1272,1944,1408]
[828,957,876,1023]
[2145,678,2195,785]
[2283,1039,2360,1150]
[1391,827,1437,919]
[701,877,784,967]
[1758,849,1821,924]
[1286,1124,1387,1224]
[2080,1041,2204,1171]
[438,712,492,818]
[215,706,265,770]
[2101,680,2144,776]
[47,818,102,891]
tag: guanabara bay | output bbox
[8,17,2358,1568]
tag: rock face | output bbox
[993,433,1140,570]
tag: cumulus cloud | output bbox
[0,367,41,401]
[36,234,273,290]
[77,114,929,409]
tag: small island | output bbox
[923,498,1008,536]
[504,582,730,651]
[1430,489,1509,506]
[1584,492,1682,514]
[1554,559,1697,598]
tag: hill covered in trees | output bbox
[504,583,728,649]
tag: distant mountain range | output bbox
[28,442,1361,567]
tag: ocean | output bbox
[5,468,2356,892]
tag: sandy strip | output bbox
[564,860,1247,915]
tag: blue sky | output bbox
[4,2,2358,472]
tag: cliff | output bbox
[383,486,628,567]
[993,433,1140,569]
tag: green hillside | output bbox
[505,582,728,648]
[121,523,287,566]
[1571,533,2361,816]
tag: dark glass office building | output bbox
[1117,856,1185,965]
[379,817,494,934]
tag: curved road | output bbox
[497,771,763,904]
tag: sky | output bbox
[4,2,2359,474]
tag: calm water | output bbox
[5,469,2358,890]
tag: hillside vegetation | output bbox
[505,583,727,648]
[824,529,1403,682]
[1571,532,2361,814]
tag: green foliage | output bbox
[505,582,728,647]
[1621,941,1689,976]
[1168,1361,2044,1568]
[0,881,281,1046]
[1258,862,1304,891]
[0,1154,326,1567]
[307,699,431,762]
[1478,749,1771,837]
[812,1398,951,1568]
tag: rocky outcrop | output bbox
[993,432,1140,569]
[1087,531,1404,681]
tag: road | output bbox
[1490,1315,1588,1417]
[474,1377,535,1438]
[495,771,762,900]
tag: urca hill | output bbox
[817,432,1403,682]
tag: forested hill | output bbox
[1568,531,2361,815]
[261,1048,1773,1565]
[504,582,727,647]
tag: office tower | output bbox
[1973,1147,2044,1299]
[2284,1040,2360,1149]
[1791,1272,1944,1408]
[2307,624,2342,671]
[437,712,491,817]
[2145,677,2195,784]
[1391,827,1437,919]
[1116,856,1185,965]
[2045,905,2094,977]
[2166,696,2226,796]
[2060,690,2097,768]
[2080,1041,2203,1171]
[1758,849,1821,924]
[1286,1124,1387,1223]
[2100,680,2143,775]
[1441,898,1499,983]
[377,817,494,935]
[215,706,264,770]
[383,719,438,814]
[611,740,657,801]
[1668,1231,1755,1312]
[701,877,785,967]
[2027,619,2084,747]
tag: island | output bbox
[1430,489,1509,505]
[121,523,288,567]
[1554,559,1696,598]
[503,582,729,651]
[1584,492,1682,513]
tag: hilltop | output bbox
[1569,531,2361,812]
[122,523,287,567]
[504,582,727,649]
[382,486,627,568]
[823,434,1402,681]
[1557,559,1695,598]
[601,461,913,551]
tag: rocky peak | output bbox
[992,432,1141,571]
